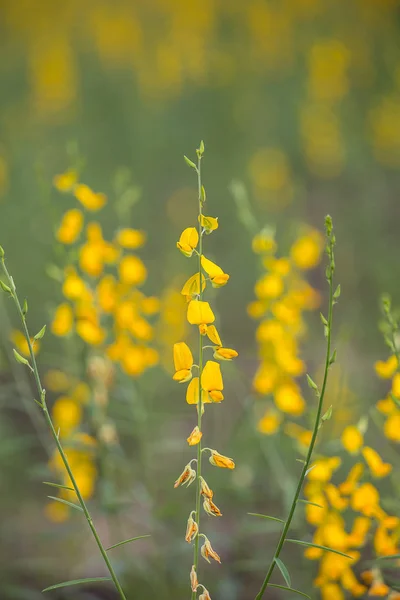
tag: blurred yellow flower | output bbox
[11,329,40,356]
[74,183,107,211]
[119,255,147,286]
[53,170,78,192]
[57,209,84,244]
[52,396,82,436]
[362,446,392,478]
[290,230,324,270]
[375,355,398,379]
[274,380,305,416]
[341,425,363,454]
[257,411,281,434]
[115,228,146,248]
[51,303,74,336]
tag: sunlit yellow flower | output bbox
[187,426,202,446]
[53,169,78,192]
[201,360,224,402]
[257,411,281,434]
[362,446,392,478]
[375,355,398,379]
[200,537,221,563]
[119,255,147,286]
[177,227,199,257]
[57,209,84,244]
[201,255,229,288]
[115,228,146,249]
[74,183,107,211]
[173,342,193,382]
[290,230,324,270]
[187,300,215,325]
[209,450,235,469]
[186,377,211,405]
[181,273,206,297]
[51,303,74,336]
[199,214,218,233]
[11,329,40,356]
[213,347,238,361]
[341,425,363,454]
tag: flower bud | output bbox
[209,450,235,469]
[199,590,212,600]
[190,565,198,592]
[199,477,213,499]
[199,324,208,335]
[200,537,221,563]
[185,513,199,543]
[213,347,238,361]
[187,426,202,446]
[174,463,196,488]
[203,496,222,517]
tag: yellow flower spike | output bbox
[201,360,224,402]
[200,537,221,563]
[200,255,229,288]
[187,426,202,446]
[173,342,193,382]
[213,347,238,361]
[187,300,215,325]
[185,512,199,543]
[53,169,78,192]
[199,214,219,233]
[177,227,199,257]
[56,209,84,244]
[290,230,324,270]
[118,255,147,286]
[203,496,222,517]
[341,425,364,454]
[206,324,222,346]
[375,355,398,378]
[181,273,206,297]
[174,462,196,488]
[74,183,107,211]
[115,228,146,249]
[186,377,211,405]
[209,450,235,469]
[362,446,392,478]
[51,303,74,336]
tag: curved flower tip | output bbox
[199,590,212,600]
[177,227,199,257]
[187,300,215,325]
[187,426,202,446]
[201,255,229,288]
[214,347,238,361]
[209,450,235,469]
[174,463,196,488]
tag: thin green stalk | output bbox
[192,149,204,600]
[255,218,336,600]
[0,254,127,600]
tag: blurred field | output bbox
[1,1,400,599]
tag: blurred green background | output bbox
[1,1,400,598]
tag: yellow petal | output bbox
[187,426,202,446]
[177,227,199,256]
[201,255,224,278]
[201,360,223,392]
[199,214,218,232]
[181,273,206,297]
[119,255,147,286]
[206,325,222,346]
[186,377,211,405]
[173,342,194,371]
[187,300,215,325]
[362,446,392,478]
[213,347,238,360]
[341,426,363,454]
[52,303,74,336]
[53,169,78,192]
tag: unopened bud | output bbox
[185,512,199,543]
[190,565,198,592]
[199,476,213,499]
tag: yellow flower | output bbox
[76,320,106,346]
[362,446,392,478]
[203,496,222,517]
[119,255,147,286]
[53,169,78,192]
[177,227,199,257]
[187,300,215,325]
[199,214,218,233]
[274,380,305,416]
[205,325,222,346]
[213,347,238,361]
[252,233,276,254]
[253,363,279,395]
[339,463,364,496]
[290,230,324,270]
[186,377,211,405]
[174,463,196,488]
[181,273,206,297]
[201,360,224,402]
[97,275,117,313]
[173,342,193,382]
[187,426,202,446]
[308,457,341,482]
[74,183,107,211]
[201,255,229,288]
[284,422,312,447]
[11,329,40,356]
[375,355,398,378]
[347,517,371,547]
[384,414,400,441]
[257,411,281,435]
[255,273,283,299]
[209,450,235,469]
[52,396,82,437]
[56,209,84,244]
[115,228,146,249]
[351,483,379,516]
[369,582,390,596]
[341,425,363,454]
[51,303,74,336]
[62,267,88,300]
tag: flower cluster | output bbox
[249,226,323,437]
[172,144,237,599]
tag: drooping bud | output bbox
[200,536,221,563]
[185,512,199,543]
[203,496,222,517]
[187,426,202,446]
[209,449,235,469]
[174,463,196,488]
[199,476,213,499]
[190,565,198,592]
[199,589,212,600]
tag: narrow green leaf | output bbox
[184,155,197,169]
[322,405,333,421]
[33,398,44,408]
[320,313,328,326]
[43,578,112,592]
[376,554,400,561]
[333,284,341,299]
[47,496,82,512]
[267,584,311,599]
[43,481,74,492]
[34,325,46,340]
[0,245,4,258]
[275,557,291,587]
[305,465,316,477]
[297,499,323,509]
[106,535,151,550]
[329,349,337,366]
[306,374,318,392]
[13,349,32,370]
[248,513,285,524]
[285,539,353,559]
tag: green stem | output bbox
[192,152,204,600]
[254,233,335,600]
[1,258,127,600]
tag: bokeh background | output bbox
[1,1,400,599]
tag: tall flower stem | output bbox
[192,148,204,600]
[255,217,337,600]
[0,253,127,600]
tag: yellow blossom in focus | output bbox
[74,183,107,211]
[213,347,238,361]
[181,273,206,297]
[186,377,210,405]
[187,426,202,446]
[201,360,224,402]
[290,230,324,270]
[209,450,235,469]
[52,303,74,336]
[173,342,193,382]
[115,228,146,249]
[187,300,215,325]
[57,209,84,244]
[206,325,222,346]
[177,227,199,257]
[199,214,218,233]
[201,255,229,288]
